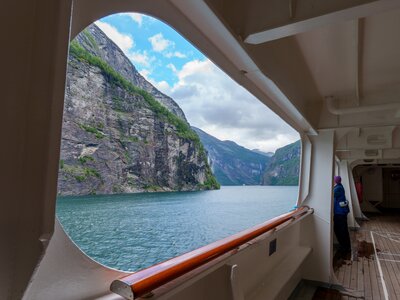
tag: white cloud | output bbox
[142,76,171,95]
[128,50,154,67]
[94,19,297,152]
[95,21,134,53]
[147,34,186,58]
[165,51,186,58]
[148,33,172,52]
[252,134,296,153]
[168,59,298,152]
[95,20,156,69]
[166,63,177,73]
[139,69,151,80]
[126,13,143,26]
[153,81,171,94]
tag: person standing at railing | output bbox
[333,175,351,257]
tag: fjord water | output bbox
[57,186,297,272]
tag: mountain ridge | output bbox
[252,149,274,157]
[193,127,301,186]
[192,127,270,185]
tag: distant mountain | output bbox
[192,127,270,185]
[252,149,274,157]
[262,140,301,185]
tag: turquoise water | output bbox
[56,186,298,272]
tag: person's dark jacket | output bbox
[334,183,350,215]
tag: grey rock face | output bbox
[57,25,216,195]
[77,24,187,121]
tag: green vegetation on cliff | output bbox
[202,167,221,189]
[79,123,105,139]
[61,33,219,194]
[263,140,300,186]
[63,164,101,182]
[70,41,199,143]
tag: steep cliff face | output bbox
[77,25,186,121]
[262,140,301,186]
[57,25,219,195]
[193,127,270,185]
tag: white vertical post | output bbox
[300,130,335,283]
[339,160,360,228]
[298,134,312,205]
[347,164,364,219]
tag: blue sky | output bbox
[94,13,298,152]
[98,13,204,87]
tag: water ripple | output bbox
[57,186,297,272]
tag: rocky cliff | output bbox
[262,140,301,186]
[57,25,219,196]
[193,127,270,185]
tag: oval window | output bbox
[57,13,300,272]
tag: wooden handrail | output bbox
[111,206,311,299]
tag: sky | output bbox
[94,13,298,153]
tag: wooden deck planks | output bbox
[334,212,400,300]
[357,258,364,297]
[363,258,373,300]
[375,233,399,299]
[369,257,383,300]
[371,214,400,299]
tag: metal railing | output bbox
[111,206,313,299]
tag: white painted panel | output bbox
[363,167,383,203]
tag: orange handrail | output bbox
[111,206,311,299]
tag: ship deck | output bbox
[332,211,400,300]
[292,211,400,300]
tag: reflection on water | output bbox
[57,186,297,271]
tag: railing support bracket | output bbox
[229,264,244,300]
